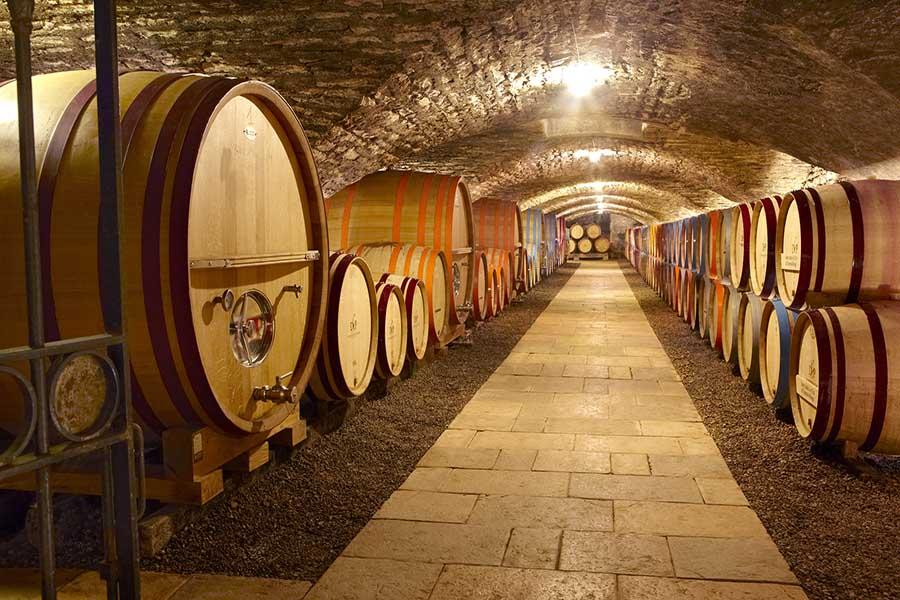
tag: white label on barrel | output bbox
[781,245,801,271]
[243,126,257,141]
[796,374,818,403]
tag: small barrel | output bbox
[577,238,593,253]
[715,208,733,284]
[594,237,611,253]
[759,298,798,410]
[379,274,428,362]
[719,284,742,365]
[373,281,409,379]
[471,251,491,322]
[749,196,782,298]
[737,292,764,382]
[775,180,900,310]
[586,223,601,239]
[346,242,451,345]
[309,254,378,401]
[489,266,502,318]
[708,280,726,352]
[570,223,585,240]
[790,301,900,454]
[567,239,577,254]
[729,203,753,291]
[483,247,513,307]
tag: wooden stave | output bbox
[749,196,782,299]
[0,71,328,436]
[759,298,798,410]
[775,180,900,311]
[470,250,491,321]
[790,301,900,454]
[309,253,378,401]
[346,242,452,346]
[379,274,428,361]
[729,203,754,291]
[325,171,474,321]
[737,292,764,382]
[373,281,409,379]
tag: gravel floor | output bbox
[0,265,576,582]
[621,261,900,600]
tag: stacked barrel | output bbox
[627,179,900,455]
[472,198,524,318]
[568,221,611,256]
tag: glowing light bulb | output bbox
[562,62,613,97]
[574,148,616,163]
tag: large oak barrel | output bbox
[325,171,474,321]
[737,292,764,383]
[471,251,492,321]
[473,199,524,285]
[719,284,742,365]
[577,239,592,253]
[775,180,900,310]
[749,196,782,298]
[0,71,327,436]
[790,302,900,454]
[373,281,408,379]
[379,274,428,362]
[586,223,601,240]
[309,254,378,401]
[729,203,753,291]
[570,223,585,240]
[345,243,452,345]
[759,298,798,410]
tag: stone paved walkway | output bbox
[1,261,808,599]
[306,261,807,600]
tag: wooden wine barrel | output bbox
[737,292,764,383]
[577,238,592,253]
[523,209,543,285]
[790,301,900,453]
[708,280,726,352]
[593,237,611,253]
[543,213,559,274]
[749,196,782,298]
[373,281,408,379]
[0,71,328,436]
[489,266,502,318]
[473,198,522,251]
[706,210,721,280]
[694,213,709,276]
[719,284,742,365]
[379,274,428,361]
[729,203,753,291]
[683,270,696,324]
[714,208,732,284]
[694,276,707,335]
[309,254,377,400]
[345,242,451,345]
[325,171,474,321]
[470,251,491,321]
[570,223,585,240]
[586,223,601,240]
[483,247,513,307]
[775,180,900,310]
[567,239,577,254]
[759,298,798,410]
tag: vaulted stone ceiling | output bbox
[2,0,898,223]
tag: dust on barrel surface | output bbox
[776,180,900,310]
[325,171,474,320]
[0,70,327,436]
[310,253,378,400]
[791,302,900,454]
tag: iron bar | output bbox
[0,430,133,481]
[0,334,126,363]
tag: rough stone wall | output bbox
[1,0,898,224]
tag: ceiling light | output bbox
[562,62,613,98]
[574,148,616,163]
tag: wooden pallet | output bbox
[0,412,306,506]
